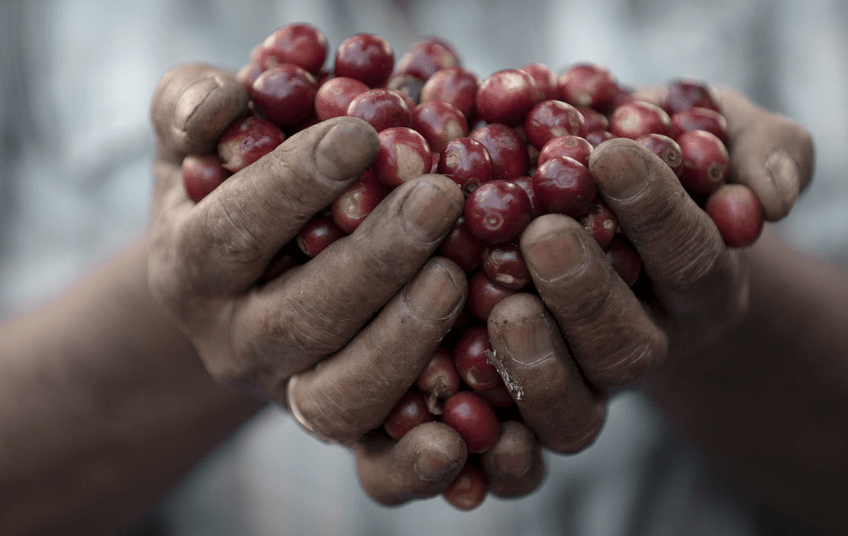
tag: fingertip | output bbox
[313,117,380,181]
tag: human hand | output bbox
[482,88,815,467]
[148,63,474,503]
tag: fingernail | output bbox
[764,150,800,217]
[315,121,378,181]
[401,178,462,242]
[414,450,459,481]
[404,260,463,321]
[591,142,652,199]
[523,230,587,282]
[498,316,557,367]
[173,76,221,131]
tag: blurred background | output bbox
[1,0,846,534]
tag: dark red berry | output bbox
[520,63,561,101]
[677,129,730,196]
[395,38,460,81]
[182,153,232,203]
[637,133,684,177]
[469,124,530,180]
[383,390,434,440]
[330,170,389,234]
[705,184,764,247]
[415,347,462,410]
[532,156,596,217]
[334,33,394,87]
[476,69,541,126]
[254,23,328,75]
[443,463,488,511]
[524,100,587,149]
[671,107,728,143]
[412,100,469,153]
[438,137,494,195]
[217,116,286,172]
[609,101,673,139]
[438,216,486,273]
[604,237,642,286]
[420,66,479,120]
[464,180,532,244]
[578,197,619,249]
[251,64,318,128]
[453,325,502,391]
[346,88,412,132]
[314,77,369,121]
[372,127,432,188]
[442,391,500,454]
[467,271,518,322]
[296,214,346,257]
[558,63,618,112]
[538,135,594,167]
[482,241,531,291]
[663,79,721,115]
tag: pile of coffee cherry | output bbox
[182,23,764,510]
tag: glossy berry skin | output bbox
[609,101,673,139]
[395,38,460,81]
[510,175,543,219]
[254,23,328,75]
[438,137,494,195]
[705,184,764,247]
[384,73,425,104]
[520,62,560,101]
[443,463,489,511]
[585,130,616,148]
[538,135,594,167]
[330,170,389,233]
[442,391,500,454]
[236,59,264,92]
[577,106,610,134]
[438,216,486,273]
[372,127,432,188]
[677,129,730,196]
[671,107,728,143]
[412,100,469,153]
[182,153,231,203]
[415,347,462,404]
[605,238,643,286]
[482,241,531,291]
[334,33,394,87]
[579,197,619,249]
[251,64,318,128]
[346,88,412,132]
[383,390,434,440]
[476,69,541,126]
[558,63,618,112]
[464,180,532,244]
[469,124,529,180]
[467,271,518,322]
[524,100,587,149]
[217,116,286,172]
[453,325,502,391]
[475,382,514,408]
[532,156,597,217]
[637,133,684,177]
[296,214,346,257]
[663,79,721,115]
[314,77,369,121]
[420,66,479,120]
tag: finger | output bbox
[222,175,463,385]
[353,423,467,506]
[150,63,249,160]
[480,420,545,498]
[589,138,749,331]
[149,117,379,303]
[487,293,606,453]
[714,87,815,221]
[287,257,467,441]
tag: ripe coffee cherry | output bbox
[482,241,531,291]
[510,175,543,219]
[442,391,500,454]
[467,271,518,322]
[372,127,432,188]
[438,137,494,195]
[251,64,318,128]
[663,78,721,115]
[314,77,369,121]
[453,325,502,391]
[420,66,479,120]
[395,38,460,81]
[346,88,412,132]
[538,135,594,167]
[577,106,610,134]
[524,100,587,149]
[464,180,532,244]
[476,382,515,408]
[236,59,264,91]
[254,23,328,75]
[334,33,394,87]
[217,116,286,172]
[412,100,469,153]
[476,69,541,126]
[383,390,434,440]
[609,101,673,139]
[438,216,485,273]
[558,62,618,112]
[443,463,489,511]
[520,62,561,101]
[330,170,389,234]
[532,156,596,217]
[705,183,764,247]
[469,124,530,180]
[416,347,462,409]
[671,107,728,142]
[182,153,231,203]
[579,197,619,249]
[604,238,643,286]
[637,133,684,177]
[296,214,346,257]
[677,129,730,196]
[586,130,616,148]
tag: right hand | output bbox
[148,63,472,504]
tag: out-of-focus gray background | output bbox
[1,1,845,534]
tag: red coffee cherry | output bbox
[334,33,394,87]
[469,124,530,180]
[251,64,318,128]
[372,126,432,189]
[467,271,518,322]
[637,133,684,177]
[443,463,489,511]
[182,153,232,203]
[520,62,561,101]
[464,180,532,244]
[476,68,541,126]
[395,38,460,81]
[482,241,531,291]
[453,325,502,391]
[663,78,721,115]
[609,101,673,139]
[705,183,764,247]
[538,135,594,167]
[412,100,469,153]
[532,156,597,217]
[524,100,587,149]
[314,77,369,121]
[420,66,480,120]
[671,107,728,143]
[677,129,730,196]
[442,391,500,454]
[438,137,494,195]
[438,216,486,273]
[604,238,643,286]
[346,88,412,132]
[253,23,328,75]
[330,170,389,234]
[579,197,619,249]
[296,214,346,257]
[217,116,286,173]
[383,390,434,440]
[558,62,619,112]
[415,347,462,409]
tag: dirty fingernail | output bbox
[401,178,463,242]
[764,150,800,218]
[590,142,652,199]
[173,76,222,131]
[499,315,557,367]
[405,260,464,321]
[414,449,460,481]
[315,121,379,181]
[523,230,587,282]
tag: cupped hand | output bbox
[148,63,472,504]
